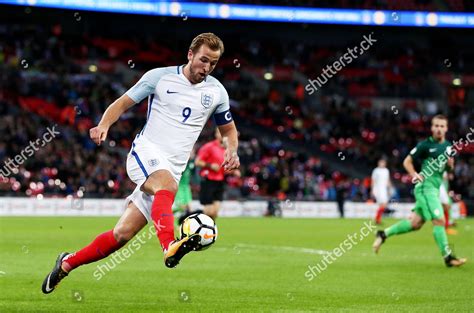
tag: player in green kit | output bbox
[372,115,466,267]
[173,160,195,227]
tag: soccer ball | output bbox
[180,213,218,251]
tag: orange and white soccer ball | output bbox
[180,213,218,251]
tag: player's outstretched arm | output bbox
[403,155,423,183]
[218,121,239,172]
[90,94,136,145]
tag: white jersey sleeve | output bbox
[214,83,230,113]
[212,81,232,125]
[125,68,171,103]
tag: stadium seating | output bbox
[0,22,472,202]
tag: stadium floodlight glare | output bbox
[264,72,273,80]
[1,0,474,28]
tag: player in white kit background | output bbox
[371,159,392,224]
[42,33,240,294]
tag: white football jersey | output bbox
[125,65,232,170]
[371,167,390,190]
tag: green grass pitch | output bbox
[1,217,473,312]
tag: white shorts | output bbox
[125,135,186,222]
[125,186,154,222]
[439,184,450,205]
[126,134,184,187]
[373,189,388,204]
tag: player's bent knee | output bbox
[408,213,423,230]
[410,218,423,230]
[113,225,137,244]
[411,221,423,230]
[142,171,178,195]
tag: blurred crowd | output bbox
[237,94,474,199]
[0,21,472,202]
[0,103,358,201]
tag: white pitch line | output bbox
[233,243,330,255]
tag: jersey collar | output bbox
[429,136,446,144]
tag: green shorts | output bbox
[173,185,192,213]
[413,185,444,221]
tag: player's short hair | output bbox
[189,33,224,56]
[432,114,448,125]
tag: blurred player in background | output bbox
[173,158,195,226]
[373,115,466,267]
[195,128,240,220]
[42,33,240,294]
[440,172,457,235]
[371,159,391,224]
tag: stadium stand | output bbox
[0,12,472,204]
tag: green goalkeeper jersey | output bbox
[409,136,454,190]
[179,161,193,187]
[173,161,194,212]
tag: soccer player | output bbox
[173,159,195,226]
[42,33,240,294]
[195,128,240,220]
[371,158,391,224]
[372,115,466,267]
